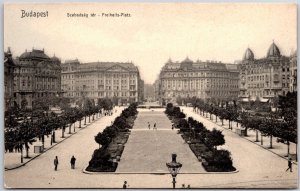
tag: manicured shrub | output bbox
[203,150,235,172]
[204,128,225,150]
[165,104,235,172]
[87,103,138,172]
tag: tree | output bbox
[63,108,77,134]
[5,107,19,130]
[259,116,275,149]
[218,108,227,126]
[35,115,48,148]
[102,126,118,139]
[205,128,225,150]
[176,96,183,106]
[113,116,130,130]
[98,98,113,111]
[16,119,36,160]
[75,108,84,128]
[21,98,28,110]
[240,111,250,136]
[178,119,189,132]
[165,103,174,115]
[95,132,111,148]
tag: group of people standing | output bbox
[54,155,76,171]
[147,122,157,130]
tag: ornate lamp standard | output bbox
[166,153,182,189]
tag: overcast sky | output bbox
[4,3,297,84]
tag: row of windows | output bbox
[163,83,238,89]
[72,91,137,97]
[162,78,238,84]
[15,68,59,75]
[165,72,238,78]
[166,91,238,97]
[75,73,137,78]
[240,90,275,96]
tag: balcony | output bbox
[270,86,282,90]
[263,95,275,98]
[238,94,248,98]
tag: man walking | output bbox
[123,181,127,189]
[70,155,76,169]
[54,156,59,171]
[153,123,157,130]
[286,158,293,172]
[148,122,150,130]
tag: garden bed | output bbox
[165,103,236,172]
[86,103,138,172]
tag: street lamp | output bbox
[166,153,182,189]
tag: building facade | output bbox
[239,42,291,102]
[12,48,62,109]
[61,61,144,104]
[4,47,16,110]
[158,57,239,103]
[61,59,80,98]
[289,50,297,92]
[153,79,161,102]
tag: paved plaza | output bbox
[4,107,298,188]
[117,109,204,173]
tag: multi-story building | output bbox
[61,61,144,104]
[153,79,161,102]
[289,50,297,92]
[61,59,80,98]
[12,48,62,109]
[158,57,239,103]
[138,78,144,102]
[239,42,291,102]
[4,47,16,110]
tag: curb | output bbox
[82,166,239,175]
[191,111,298,166]
[4,117,101,171]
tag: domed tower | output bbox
[180,56,193,70]
[19,48,50,61]
[243,48,254,61]
[51,54,60,63]
[267,41,281,58]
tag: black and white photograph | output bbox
[3,2,298,188]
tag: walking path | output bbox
[187,107,297,162]
[179,106,298,188]
[117,109,205,173]
[4,107,124,188]
[5,116,98,170]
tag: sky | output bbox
[4,3,297,84]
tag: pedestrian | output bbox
[286,158,293,172]
[148,122,150,129]
[54,156,59,171]
[187,184,191,189]
[123,181,127,189]
[181,184,185,188]
[154,123,157,130]
[70,155,76,169]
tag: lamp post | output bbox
[166,153,182,189]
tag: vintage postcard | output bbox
[3,3,298,189]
